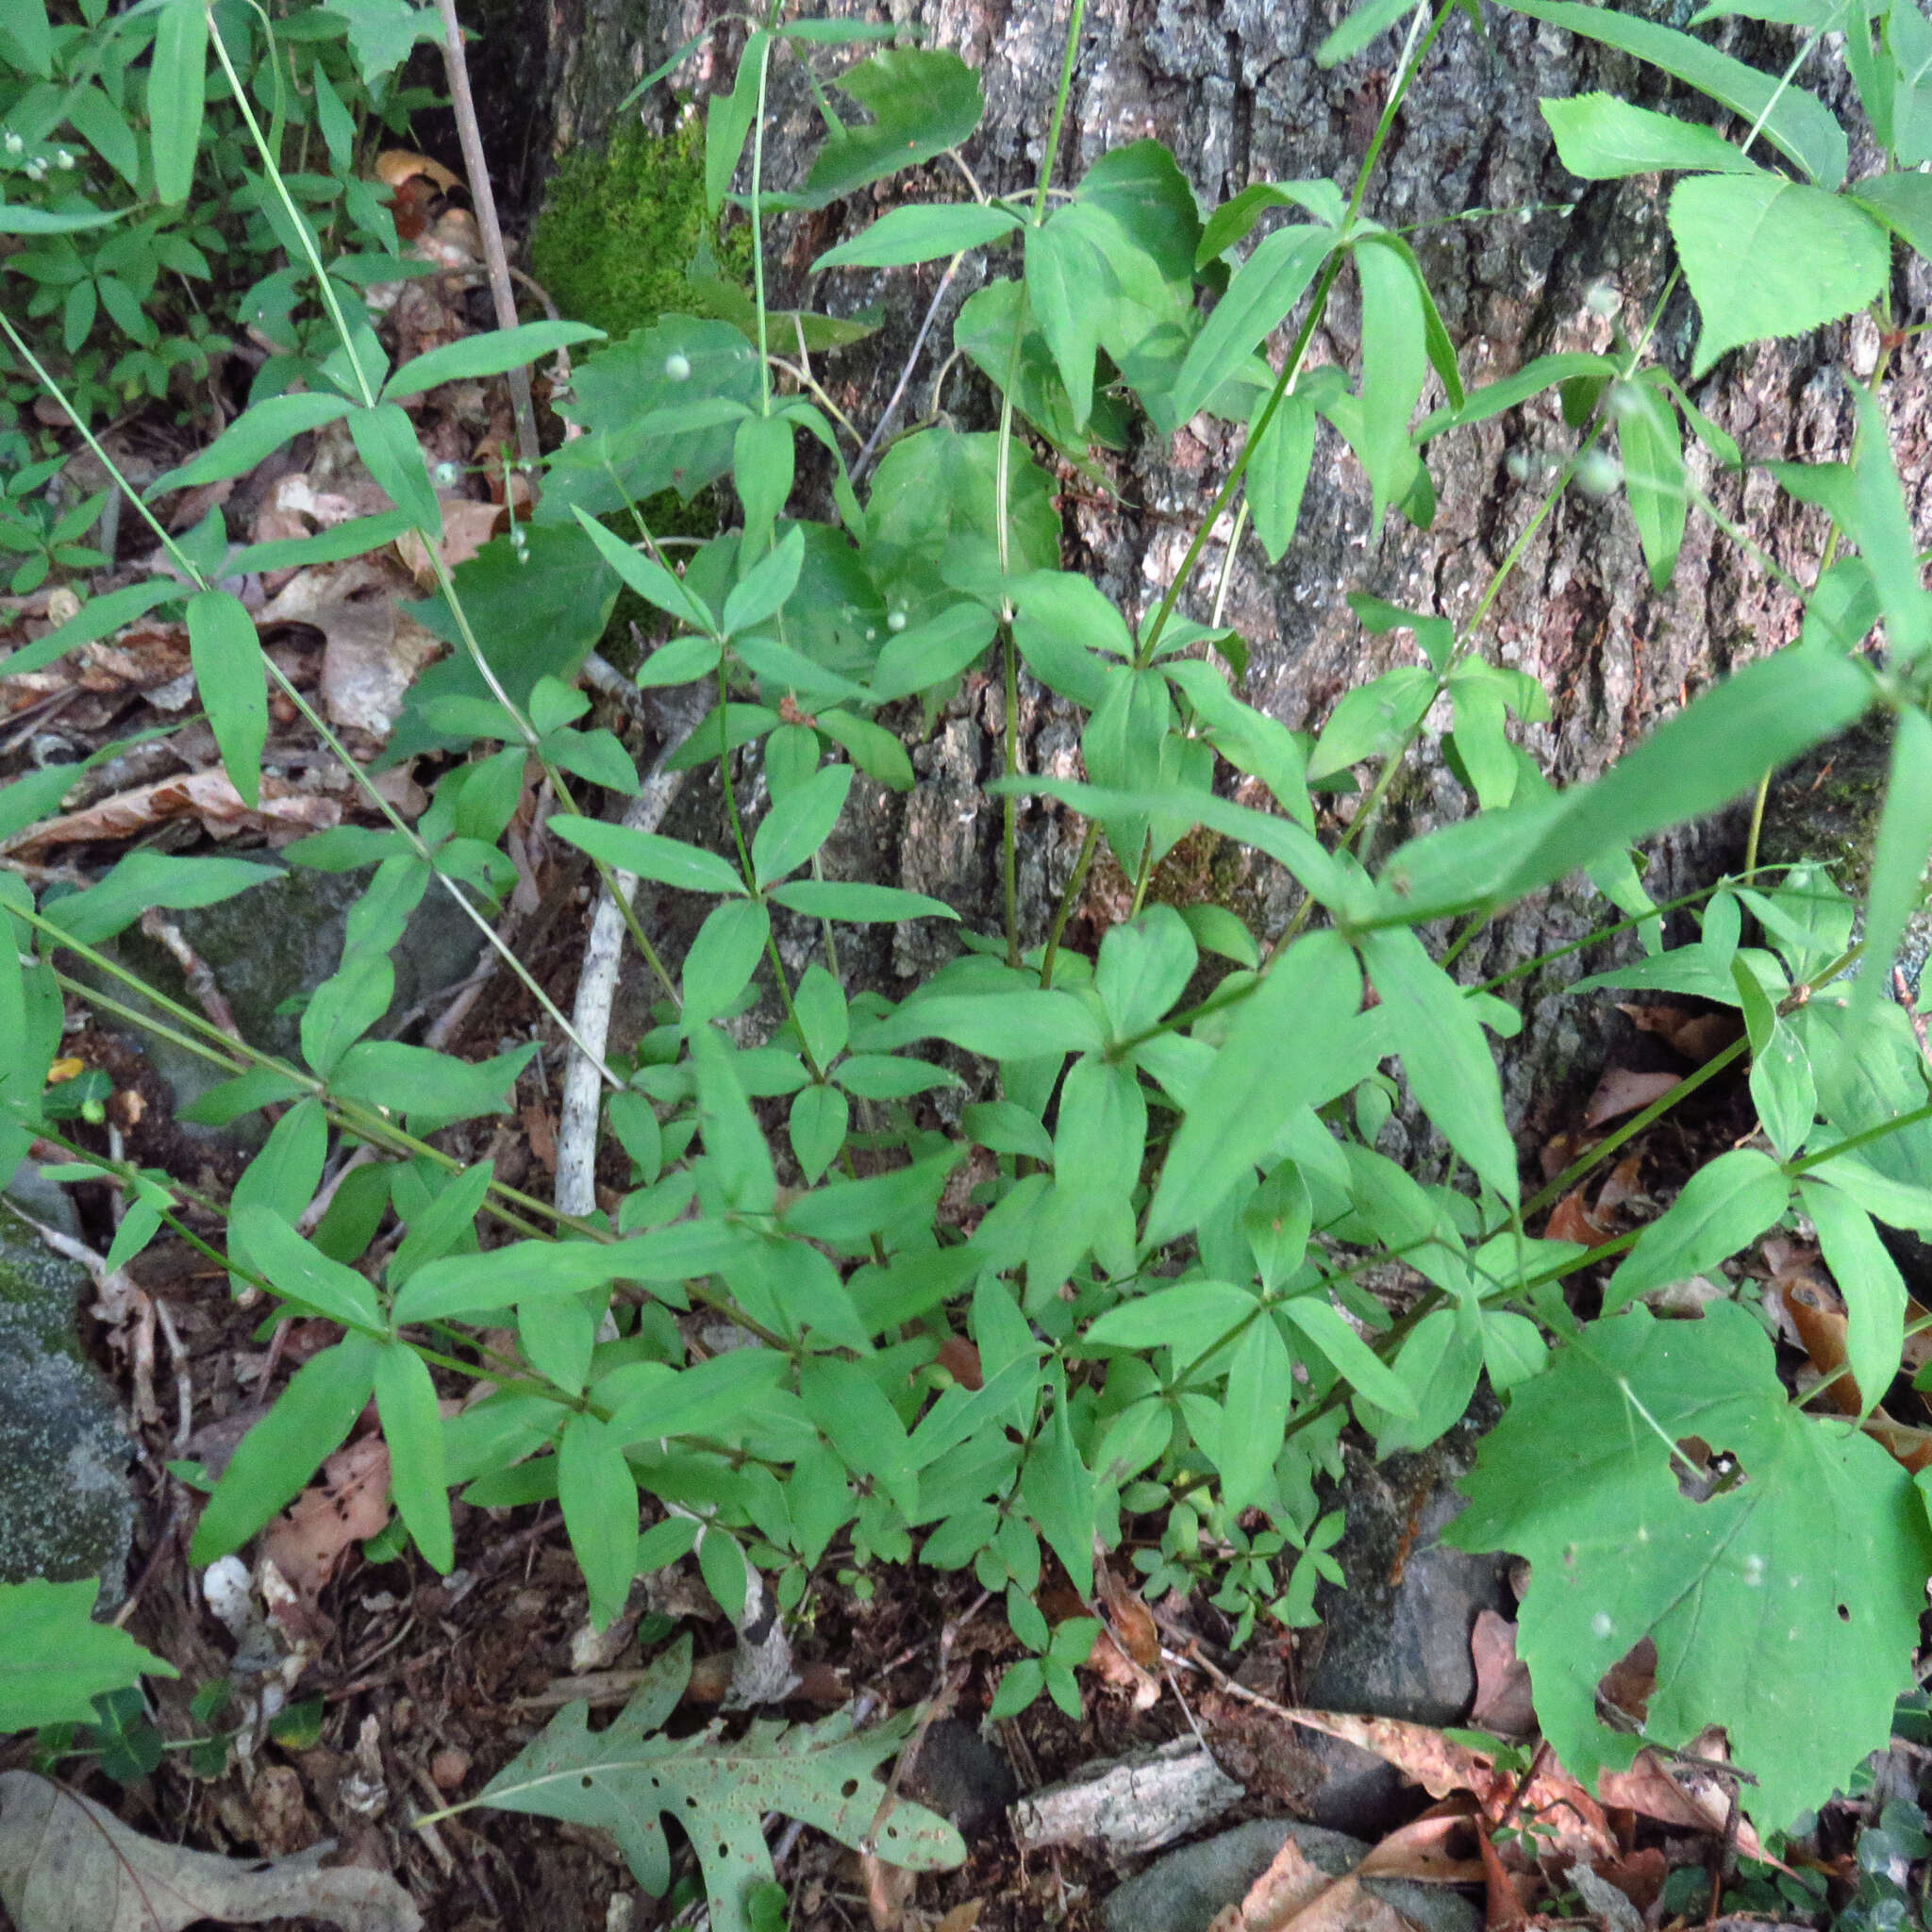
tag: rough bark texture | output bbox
[522,0,1928,1149]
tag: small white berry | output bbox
[1573,449,1623,499]
[664,351,691,381]
[55,149,74,171]
[4,132,23,156]
[887,609,907,633]
[432,458,463,487]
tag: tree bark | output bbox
[534,0,1929,1150]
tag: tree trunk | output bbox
[524,0,1926,1150]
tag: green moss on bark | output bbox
[530,113,750,342]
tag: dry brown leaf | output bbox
[1582,1067,1683,1127]
[932,1905,985,1932]
[314,602,444,738]
[1210,1825,1439,1932]
[375,149,463,192]
[1095,1556,1161,1671]
[1544,1186,1614,1249]
[4,771,340,856]
[862,1851,916,1931]
[1617,1003,1739,1064]
[935,1335,983,1391]
[1594,1151,1646,1215]
[0,1772,421,1931]
[1468,1609,1536,1738]
[1357,1806,1486,1886]
[395,500,503,584]
[261,1434,391,1606]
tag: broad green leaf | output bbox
[813,202,1023,270]
[1378,646,1874,919]
[1446,1302,1932,1827]
[1856,708,1932,1024]
[1196,180,1345,266]
[231,511,421,576]
[800,50,986,206]
[1020,1384,1095,1595]
[1025,206,1110,426]
[1219,1315,1294,1515]
[683,900,771,1028]
[1800,1179,1906,1420]
[0,580,179,682]
[549,815,748,895]
[1248,387,1317,563]
[752,762,853,887]
[1846,383,1932,664]
[1146,931,1380,1246]
[1852,171,1932,261]
[1507,0,1847,185]
[834,1054,961,1098]
[1171,222,1336,424]
[559,1413,639,1629]
[375,1341,452,1572]
[571,507,718,634]
[790,1084,848,1182]
[1354,235,1428,533]
[186,590,268,808]
[869,601,998,702]
[349,401,442,536]
[1416,351,1614,442]
[301,952,393,1078]
[0,203,120,234]
[1307,665,1437,781]
[472,1637,962,1930]
[189,1333,384,1561]
[781,1152,957,1245]
[1318,0,1415,67]
[1359,926,1518,1204]
[0,1580,175,1730]
[332,1041,532,1124]
[801,1357,917,1518]
[1541,92,1762,177]
[148,0,207,205]
[1615,375,1686,591]
[0,0,51,75]
[1279,1295,1418,1416]
[864,990,1106,1059]
[42,852,277,947]
[1749,1019,1816,1160]
[723,525,805,637]
[1670,175,1889,377]
[1361,1306,1485,1456]
[149,394,358,494]
[232,1205,384,1332]
[1603,1148,1790,1310]
[769,880,958,923]
[383,321,603,401]
[1095,904,1197,1040]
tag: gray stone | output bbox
[1300,1400,1513,1730]
[1103,1818,1482,1932]
[81,862,487,1130]
[0,1201,131,1589]
[899,1720,1019,1836]
[3,1158,79,1240]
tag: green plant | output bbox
[8,0,1932,1920]
[0,435,108,592]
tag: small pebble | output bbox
[430,1746,472,1791]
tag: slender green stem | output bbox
[1041,821,1101,990]
[1004,631,1023,967]
[1031,0,1090,225]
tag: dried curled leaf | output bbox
[0,1772,421,1932]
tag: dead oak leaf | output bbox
[3,772,339,857]
[261,1434,391,1607]
[0,1771,421,1932]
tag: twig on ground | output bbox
[297,1141,379,1235]
[554,703,700,1221]
[140,909,242,1042]
[853,254,964,481]
[431,0,539,472]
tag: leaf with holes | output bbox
[1445,1300,1932,1831]
[463,1636,963,1932]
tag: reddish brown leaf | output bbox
[1582,1067,1684,1128]
[1469,1609,1536,1738]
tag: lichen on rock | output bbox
[0,1202,132,1589]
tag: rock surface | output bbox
[90,863,487,1129]
[1102,1817,1483,1932]
[0,1202,131,1589]
[1301,1402,1513,1729]
[899,1719,1020,1836]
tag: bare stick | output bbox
[854,253,964,480]
[553,705,702,1219]
[432,0,540,473]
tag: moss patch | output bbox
[531,113,751,342]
